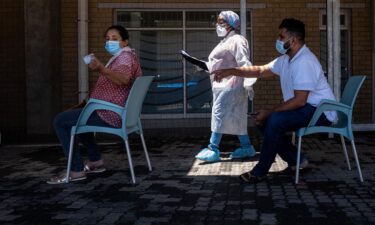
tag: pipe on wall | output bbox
[78,0,89,102]
[240,0,246,37]
[327,0,341,100]
[332,0,341,100]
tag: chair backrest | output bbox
[340,76,366,108]
[124,76,154,128]
[335,76,366,126]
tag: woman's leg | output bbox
[53,108,85,172]
[230,134,256,159]
[208,132,222,151]
[53,109,112,172]
[76,112,111,163]
[195,132,222,162]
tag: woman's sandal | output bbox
[47,173,87,185]
[239,171,267,184]
[84,164,106,174]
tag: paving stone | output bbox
[0,133,375,224]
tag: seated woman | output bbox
[48,25,142,184]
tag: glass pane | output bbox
[320,30,350,91]
[185,31,220,113]
[340,14,345,26]
[129,31,183,113]
[117,11,182,28]
[186,11,218,28]
[186,11,251,28]
[322,14,327,26]
[340,30,349,90]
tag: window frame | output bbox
[319,9,352,91]
[115,9,253,118]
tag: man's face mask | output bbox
[275,38,292,55]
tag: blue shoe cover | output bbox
[195,148,211,158]
[195,148,220,162]
[229,146,256,159]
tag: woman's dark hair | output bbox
[104,25,129,40]
[279,18,305,41]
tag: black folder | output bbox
[181,50,208,71]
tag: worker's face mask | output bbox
[216,25,228,37]
[105,40,121,55]
[275,38,291,55]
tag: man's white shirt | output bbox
[267,45,338,122]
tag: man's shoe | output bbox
[195,148,220,162]
[229,146,256,159]
[239,171,267,184]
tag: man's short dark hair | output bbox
[279,18,305,41]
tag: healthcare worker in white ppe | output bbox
[195,11,257,162]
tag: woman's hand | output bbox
[212,68,234,82]
[254,109,272,126]
[89,58,105,73]
[88,56,130,85]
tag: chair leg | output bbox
[350,139,364,182]
[124,139,136,184]
[295,136,302,184]
[66,135,75,183]
[140,133,152,171]
[340,135,351,170]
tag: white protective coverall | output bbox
[208,30,257,135]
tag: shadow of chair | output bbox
[295,76,366,184]
[66,76,154,184]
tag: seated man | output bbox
[213,18,337,183]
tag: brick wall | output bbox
[61,0,79,109]
[350,0,372,122]
[0,0,26,141]
[60,0,373,122]
[87,0,113,91]
[251,0,322,112]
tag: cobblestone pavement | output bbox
[0,132,375,225]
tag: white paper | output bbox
[83,53,95,65]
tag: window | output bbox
[320,9,351,91]
[116,10,252,116]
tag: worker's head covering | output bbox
[219,11,240,29]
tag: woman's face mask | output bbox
[216,25,228,37]
[105,40,122,56]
